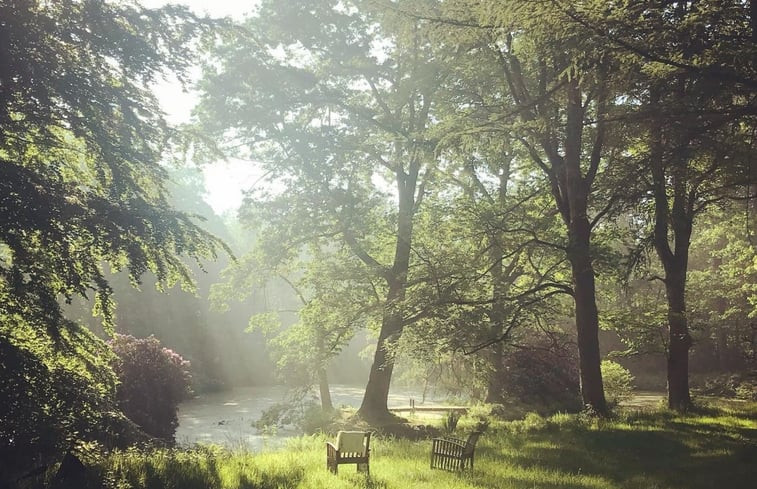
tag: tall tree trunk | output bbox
[485,163,511,403]
[358,158,418,421]
[664,268,692,410]
[563,81,607,414]
[485,338,506,403]
[651,117,694,411]
[567,222,606,412]
[484,228,511,403]
[358,284,405,420]
[318,368,333,412]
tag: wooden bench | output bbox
[430,431,482,471]
[326,431,371,475]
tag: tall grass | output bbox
[100,401,757,489]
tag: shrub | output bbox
[110,335,192,442]
[298,403,338,434]
[0,320,118,486]
[441,410,461,434]
[496,336,582,413]
[459,403,495,431]
[256,398,338,435]
[601,360,635,406]
[697,373,757,401]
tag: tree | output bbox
[110,334,192,441]
[0,0,224,477]
[215,243,370,411]
[415,0,642,414]
[196,0,452,421]
[614,1,756,410]
[0,0,224,336]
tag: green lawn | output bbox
[100,401,757,489]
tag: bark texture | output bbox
[358,155,420,421]
[650,111,694,412]
[318,368,333,411]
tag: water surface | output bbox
[176,384,436,449]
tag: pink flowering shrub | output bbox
[109,334,192,441]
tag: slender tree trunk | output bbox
[650,116,694,411]
[485,341,506,403]
[485,158,512,403]
[485,209,508,402]
[563,80,607,414]
[485,238,509,403]
[712,256,730,371]
[567,220,607,413]
[318,368,333,412]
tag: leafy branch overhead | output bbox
[0,0,228,334]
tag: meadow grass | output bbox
[101,400,757,489]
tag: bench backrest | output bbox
[336,431,371,456]
[463,431,482,456]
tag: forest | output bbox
[1,1,756,488]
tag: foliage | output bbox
[255,400,339,435]
[457,404,496,432]
[0,1,227,482]
[687,206,757,371]
[600,360,635,407]
[0,318,117,485]
[441,411,461,435]
[110,334,192,442]
[0,0,224,335]
[696,373,757,402]
[228,246,371,406]
[496,334,582,414]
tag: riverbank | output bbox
[175,385,448,448]
[96,399,756,489]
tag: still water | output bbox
[175,385,433,449]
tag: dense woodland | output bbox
[1,0,756,487]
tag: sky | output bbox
[143,0,261,215]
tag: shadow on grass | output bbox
[492,420,756,489]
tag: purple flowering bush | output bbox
[109,334,192,442]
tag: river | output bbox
[175,385,436,449]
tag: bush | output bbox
[601,360,635,406]
[441,410,461,434]
[697,373,757,401]
[0,320,118,486]
[256,398,338,435]
[495,336,582,414]
[110,335,192,442]
[459,404,494,431]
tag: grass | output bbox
[99,400,757,489]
